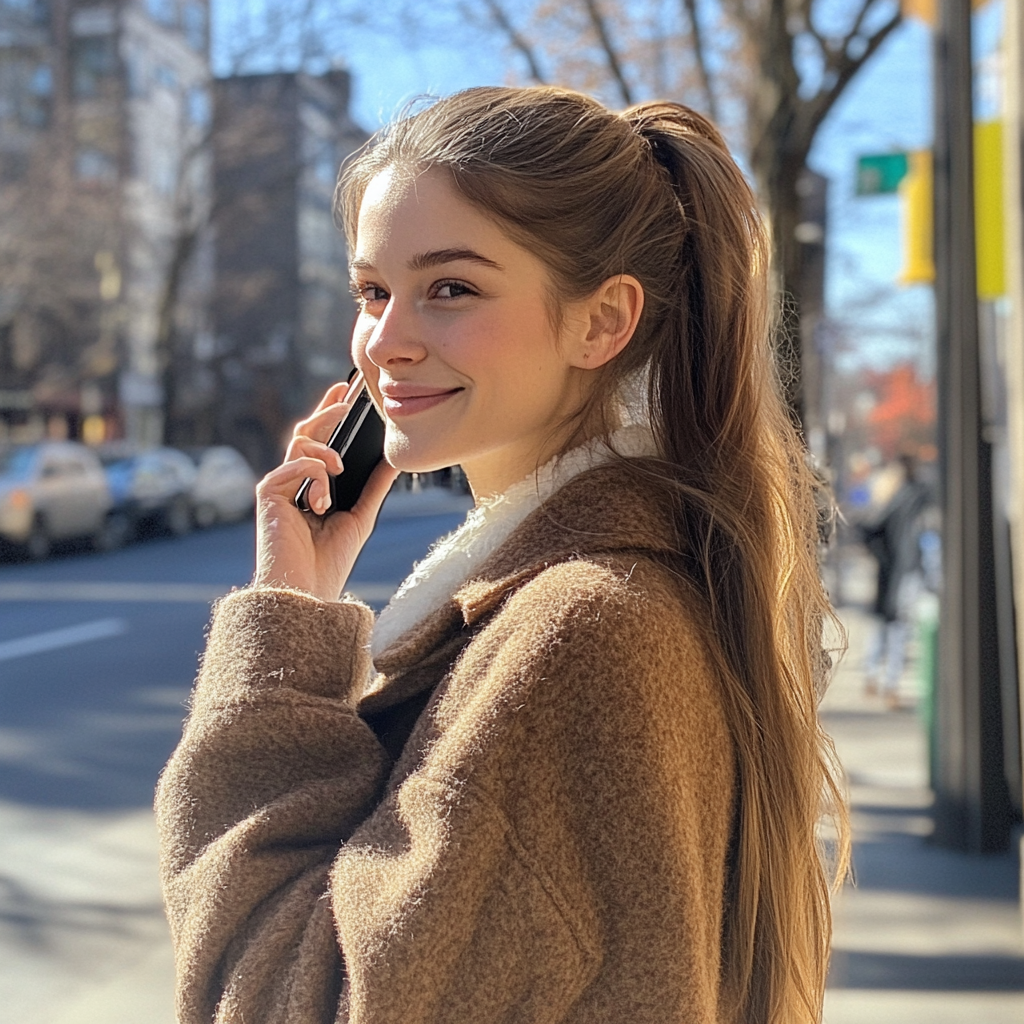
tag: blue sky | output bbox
[218,2,1007,375]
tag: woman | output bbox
[157,86,847,1024]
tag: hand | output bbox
[252,379,398,602]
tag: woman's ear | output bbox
[567,275,645,370]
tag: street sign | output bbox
[856,153,909,195]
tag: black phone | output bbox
[294,384,386,515]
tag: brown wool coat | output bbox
[156,463,736,1023]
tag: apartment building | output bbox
[0,0,213,445]
[211,68,367,472]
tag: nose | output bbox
[362,298,427,371]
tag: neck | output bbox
[462,402,615,502]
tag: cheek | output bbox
[448,308,557,385]
[350,321,370,365]
[351,330,378,387]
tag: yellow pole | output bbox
[899,150,936,285]
[975,121,1006,299]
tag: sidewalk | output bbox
[0,801,175,1024]
[822,597,1024,1022]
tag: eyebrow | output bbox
[349,248,504,274]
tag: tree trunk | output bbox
[765,160,810,429]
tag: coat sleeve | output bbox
[155,587,392,1024]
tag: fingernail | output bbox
[316,494,329,513]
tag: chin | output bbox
[384,430,461,475]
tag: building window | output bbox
[154,64,178,90]
[125,54,148,98]
[20,62,52,126]
[312,139,338,185]
[71,35,117,98]
[182,1,206,52]
[151,151,177,195]
[0,53,52,126]
[75,147,117,183]
[186,86,210,127]
[0,0,49,24]
[146,0,176,27]
[0,151,29,181]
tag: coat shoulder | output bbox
[462,551,721,721]
[503,553,709,653]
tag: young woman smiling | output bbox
[157,87,848,1024]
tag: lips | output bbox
[379,382,464,417]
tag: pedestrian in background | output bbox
[156,86,848,1024]
[859,452,933,708]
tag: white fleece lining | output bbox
[369,423,659,660]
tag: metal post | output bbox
[1001,0,1024,907]
[932,0,1014,853]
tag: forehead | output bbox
[354,166,510,263]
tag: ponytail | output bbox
[624,102,848,1023]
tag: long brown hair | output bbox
[338,86,848,1024]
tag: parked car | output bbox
[0,442,115,559]
[98,444,197,541]
[184,446,258,527]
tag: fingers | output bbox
[294,401,349,446]
[283,436,343,514]
[295,376,364,443]
[259,453,338,516]
[312,376,359,416]
[285,434,343,474]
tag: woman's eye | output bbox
[433,280,475,300]
[353,283,389,305]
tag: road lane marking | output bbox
[0,618,128,662]
[0,582,232,602]
[0,581,397,603]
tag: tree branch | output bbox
[680,0,720,122]
[839,0,884,57]
[801,6,903,144]
[581,0,634,106]
[478,0,548,84]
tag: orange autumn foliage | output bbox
[865,364,937,459]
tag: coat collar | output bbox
[368,459,679,681]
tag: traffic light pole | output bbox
[931,0,1014,852]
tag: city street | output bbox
[2,502,1022,1023]
[0,491,470,1024]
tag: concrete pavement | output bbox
[822,600,1024,1022]
[0,802,174,1024]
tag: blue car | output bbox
[98,445,197,541]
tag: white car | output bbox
[185,446,258,527]
[0,442,115,559]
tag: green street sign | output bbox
[856,153,909,195]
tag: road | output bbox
[0,496,469,1023]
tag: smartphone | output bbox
[294,377,386,515]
